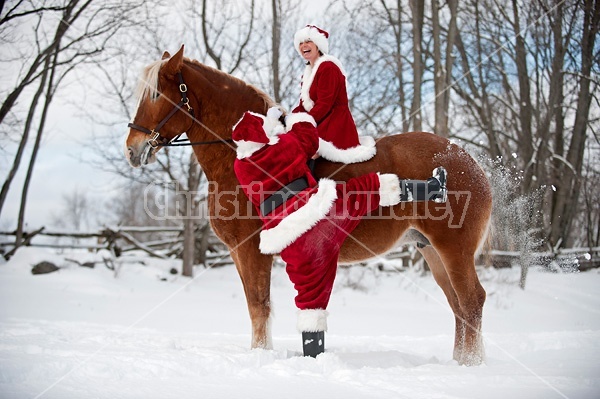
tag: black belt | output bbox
[260,177,309,216]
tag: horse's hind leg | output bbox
[439,249,486,365]
[418,245,468,362]
[230,243,274,349]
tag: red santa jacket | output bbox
[233,111,338,255]
[292,55,376,164]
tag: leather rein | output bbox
[127,72,233,148]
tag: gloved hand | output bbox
[267,106,283,120]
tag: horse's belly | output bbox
[338,216,410,263]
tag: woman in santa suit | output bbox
[292,24,376,164]
[233,107,447,357]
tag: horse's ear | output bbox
[163,45,184,78]
[162,51,171,60]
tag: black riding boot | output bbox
[399,166,448,203]
[302,331,325,357]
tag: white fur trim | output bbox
[259,178,338,254]
[232,111,257,131]
[234,140,265,159]
[377,173,401,206]
[318,135,376,164]
[300,55,347,112]
[263,116,285,138]
[297,309,328,332]
[234,135,279,159]
[233,110,283,159]
[266,106,283,120]
[294,26,329,55]
[285,112,316,132]
[232,110,284,138]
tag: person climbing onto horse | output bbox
[232,107,447,357]
[291,24,376,164]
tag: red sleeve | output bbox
[292,102,306,113]
[288,121,319,158]
[307,62,343,123]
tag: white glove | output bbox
[266,106,283,120]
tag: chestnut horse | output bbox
[125,46,492,366]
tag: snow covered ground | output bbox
[1,247,599,399]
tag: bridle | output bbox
[127,72,233,148]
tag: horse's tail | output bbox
[476,215,494,267]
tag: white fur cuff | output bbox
[378,173,401,206]
[297,309,328,332]
[285,112,316,131]
[317,136,376,164]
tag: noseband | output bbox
[127,72,232,147]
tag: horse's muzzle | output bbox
[126,141,156,168]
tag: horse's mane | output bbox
[135,59,166,103]
[183,57,276,111]
[134,56,276,112]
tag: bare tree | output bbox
[181,154,203,277]
[0,0,149,251]
[192,0,255,74]
[271,0,282,103]
[0,0,78,217]
[577,151,600,248]
[409,0,425,131]
[265,0,304,107]
[329,0,413,136]
[0,2,70,125]
[4,0,597,263]
[431,0,457,137]
[272,1,306,110]
[85,0,265,275]
[510,0,536,191]
[549,0,600,247]
[52,187,91,231]
[334,0,598,252]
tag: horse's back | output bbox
[313,132,493,263]
[316,132,485,182]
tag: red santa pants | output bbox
[280,173,381,310]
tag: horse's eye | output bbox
[151,90,160,101]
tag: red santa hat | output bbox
[294,25,329,56]
[232,110,284,159]
[232,112,270,144]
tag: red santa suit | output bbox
[292,25,376,164]
[233,109,401,333]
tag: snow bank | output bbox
[1,247,599,398]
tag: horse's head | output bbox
[125,45,194,167]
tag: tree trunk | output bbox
[0,0,80,217]
[271,0,281,103]
[550,0,599,248]
[409,0,424,131]
[0,70,48,218]
[181,153,201,277]
[511,0,535,192]
[16,45,60,246]
[432,0,457,138]
[0,52,48,126]
[195,221,210,266]
[182,213,196,277]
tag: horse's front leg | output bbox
[230,240,274,349]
